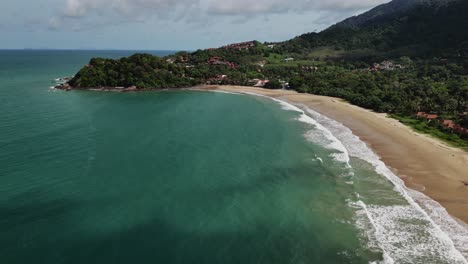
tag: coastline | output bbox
[193,85,468,224]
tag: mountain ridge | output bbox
[63,0,468,147]
[331,0,460,29]
[285,0,467,59]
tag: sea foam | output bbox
[232,91,467,264]
[242,92,351,165]
[302,106,468,263]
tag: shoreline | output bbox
[53,84,195,92]
[193,85,468,224]
[60,83,468,224]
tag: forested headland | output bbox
[64,0,468,146]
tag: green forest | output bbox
[67,0,468,145]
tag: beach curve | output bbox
[193,85,468,224]
[191,85,468,260]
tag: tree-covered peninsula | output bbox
[64,0,468,145]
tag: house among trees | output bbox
[207,57,237,68]
[453,125,468,135]
[206,75,228,85]
[370,60,403,71]
[416,112,438,119]
[416,112,438,121]
[380,61,394,70]
[249,79,269,87]
[416,112,467,135]
[256,61,266,68]
[221,41,255,50]
[441,119,455,129]
[302,66,318,72]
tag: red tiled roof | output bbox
[442,120,454,126]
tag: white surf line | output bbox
[302,105,468,263]
[214,89,468,263]
[185,88,243,95]
[233,91,352,165]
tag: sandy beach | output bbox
[195,85,468,224]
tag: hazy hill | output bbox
[285,0,468,59]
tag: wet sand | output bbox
[195,85,468,223]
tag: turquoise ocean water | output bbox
[0,50,467,264]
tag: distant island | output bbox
[59,0,468,147]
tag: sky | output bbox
[0,0,389,50]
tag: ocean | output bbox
[0,50,467,264]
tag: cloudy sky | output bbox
[1,0,388,50]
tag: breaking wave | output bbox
[231,90,468,264]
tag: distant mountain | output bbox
[285,0,468,59]
[333,0,459,29]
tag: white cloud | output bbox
[49,0,388,32]
[205,0,388,15]
[62,0,199,18]
[59,0,388,18]
[48,17,61,30]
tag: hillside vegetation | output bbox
[67,0,468,144]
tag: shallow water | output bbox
[0,50,466,264]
